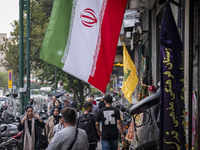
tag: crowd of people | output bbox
[18,94,125,150]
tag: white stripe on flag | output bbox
[62,0,104,82]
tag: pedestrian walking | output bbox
[28,98,34,106]
[18,105,45,150]
[77,102,100,150]
[45,107,60,143]
[53,113,64,135]
[96,94,124,150]
[46,107,89,150]
[86,98,99,117]
[48,96,57,115]
[98,97,105,109]
[90,94,97,105]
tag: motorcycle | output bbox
[0,118,23,150]
[129,90,160,150]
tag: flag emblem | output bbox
[124,69,131,82]
[80,8,98,27]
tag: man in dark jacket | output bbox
[98,97,105,109]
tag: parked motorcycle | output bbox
[0,137,20,150]
[129,90,160,150]
[0,118,23,150]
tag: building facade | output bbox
[119,0,199,149]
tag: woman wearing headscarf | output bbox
[49,99,62,116]
[18,105,45,150]
[45,107,60,143]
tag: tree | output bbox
[0,72,8,90]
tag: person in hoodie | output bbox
[45,107,60,143]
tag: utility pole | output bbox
[19,0,30,113]
[26,0,30,104]
[19,0,24,114]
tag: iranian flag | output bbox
[40,0,127,93]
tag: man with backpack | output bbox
[77,102,100,150]
[96,94,124,150]
[86,98,99,117]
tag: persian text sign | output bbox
[160,2,186,150]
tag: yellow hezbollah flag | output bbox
[122,43,138,103]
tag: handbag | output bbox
[37,127,48,149]
[68,128,79,150]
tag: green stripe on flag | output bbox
[40,0,73,68]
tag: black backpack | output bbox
[78,114,96,143]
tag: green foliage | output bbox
[0,26,20,79]
[90,88,101,95]
[0,72,8,89]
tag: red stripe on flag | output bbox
[88,0,127,93]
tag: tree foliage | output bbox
[0,72,8,90]
[0,0,90,106]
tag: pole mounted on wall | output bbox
[19,0,30,114]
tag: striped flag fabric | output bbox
[40,0,127,93]
[121,43,138,103]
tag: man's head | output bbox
[29,99,34,104]
[103,94,113,104]
[61,107,76,125]
[52,96,57,102]
[86,98,93,103]
[90,94,94,100]
[84,102,93,112]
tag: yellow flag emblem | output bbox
[122,43,139,103]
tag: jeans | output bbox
[101,139,118,150]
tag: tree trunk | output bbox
[68,86,76,102]
[78,79,84,110]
